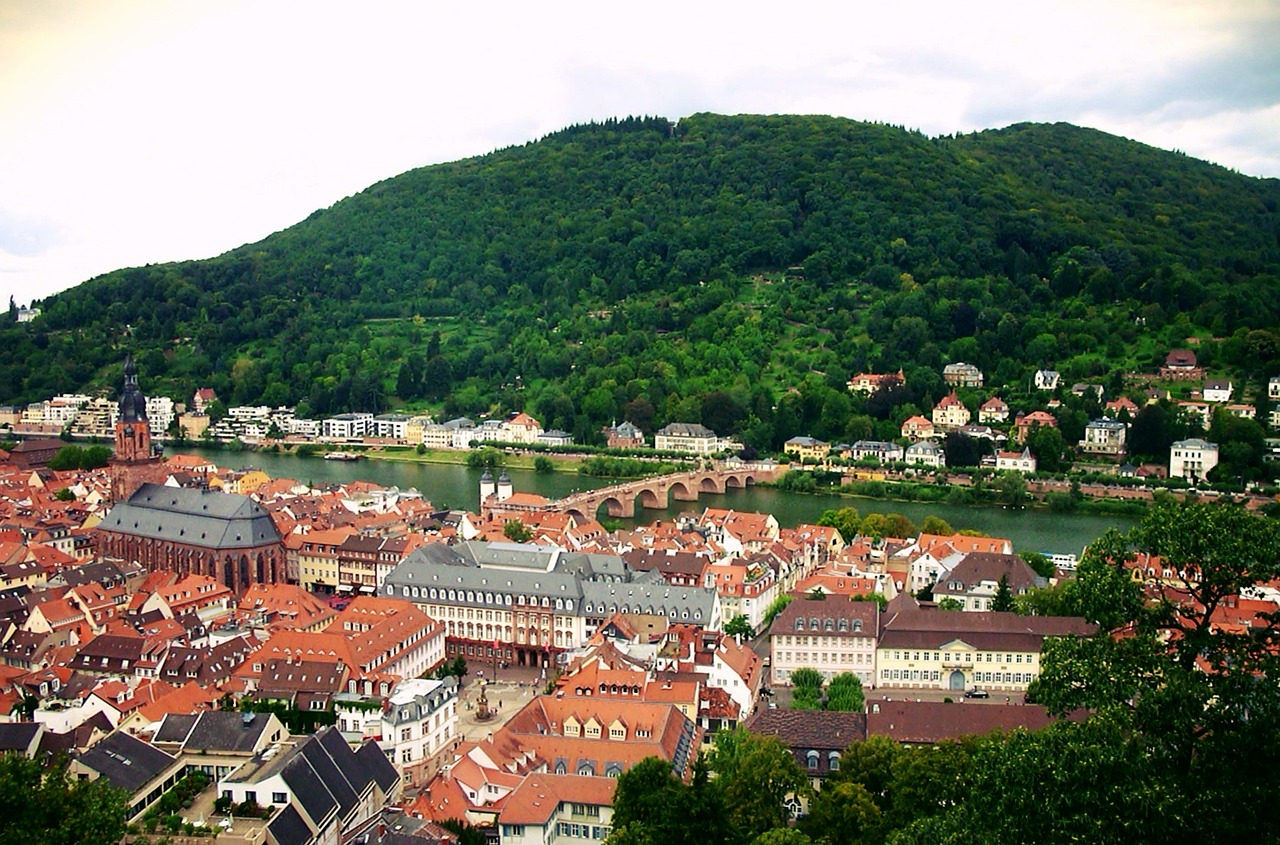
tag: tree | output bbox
[994,471,1028,508]
[937,597,963,611]
[610,757,688,844]
[723,614,754,639]
[711,729,811,842]
[751,830,812,845]
[503,521,534,542]
[919,515,954,536]
[825,672,865,712]
[817,507,861,543]
[1024,424,1071,473]
[1020,551,1054,578]
[534,455,555,474]
[0,755,127,845]
[789,667,824,710]
[991,574,1015,613]
[761,594,793,628]
[797,781,881,845]
[942,431,986,468]
[1025,502,1280,842]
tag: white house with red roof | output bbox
[900,415,935,442]
[932,392,971,431]
[978,397,1009,424]
[995,448,1037,474]
[497,773,616,845]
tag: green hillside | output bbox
[6,114,1279,447]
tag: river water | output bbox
[168,447,1135,556]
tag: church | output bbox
[96,356,286,593]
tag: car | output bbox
[964,688,990,699]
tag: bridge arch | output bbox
[636,487,668,510]
[699,475,726,494]
[668,480,698,502]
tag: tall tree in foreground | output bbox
[0,756,127,845]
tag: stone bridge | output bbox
[554,461,784,520]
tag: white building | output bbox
[1034,369,1061,391]
[655,422,721,455]
[322,413,374,440]
[905,440,945,468]
[374,677,458,787]
[371,414,412,441]
[1079,418,1127,456]
[769,598,879,687]
[145,396,175,436]
[995,448,1036,474]
[1170,438,1219,481]
[1203,380,1234,403]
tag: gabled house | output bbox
[900,416,935,442]
[743,708,866,783]
[978,397,1009,424]
[1033,370,1060,391]
[931,553,1044,612]
[995,448,1036,474]
[905,440,945,468]
[220,726,401,844]
[1203,380,1234,403]
[931,393,971,432]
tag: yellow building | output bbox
[875,599,1092,693]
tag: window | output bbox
[806,750,819,770]
[402,748,413,763]
[272,792,287,805]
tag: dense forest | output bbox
[5,114,1279,449]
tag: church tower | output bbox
[110,355,164,502]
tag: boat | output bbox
[324,451,365,461]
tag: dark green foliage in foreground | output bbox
[0,755,128,845]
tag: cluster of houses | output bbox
[0,356,1276,844]
[818,354,1280,479]
[2,433,1278,844]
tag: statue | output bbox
[475,678,494,722]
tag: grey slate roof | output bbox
[0,722,41,753]
[355,737,400,793]
[387,541,718,624]
[281,753,338,830]
[152,713,198,744]
[181,710,278,754]
[100,482,281,549]
[267,804,313,845]
[78,731,177,794]
[298,734,359,817]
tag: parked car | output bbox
[964,688,990,699]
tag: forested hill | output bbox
[7,114,1280,448]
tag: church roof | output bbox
[99,483,281,549]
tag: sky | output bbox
[2,0,1279,308]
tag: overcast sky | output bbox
[3,0,1278,307]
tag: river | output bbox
[167,447,1135,556]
